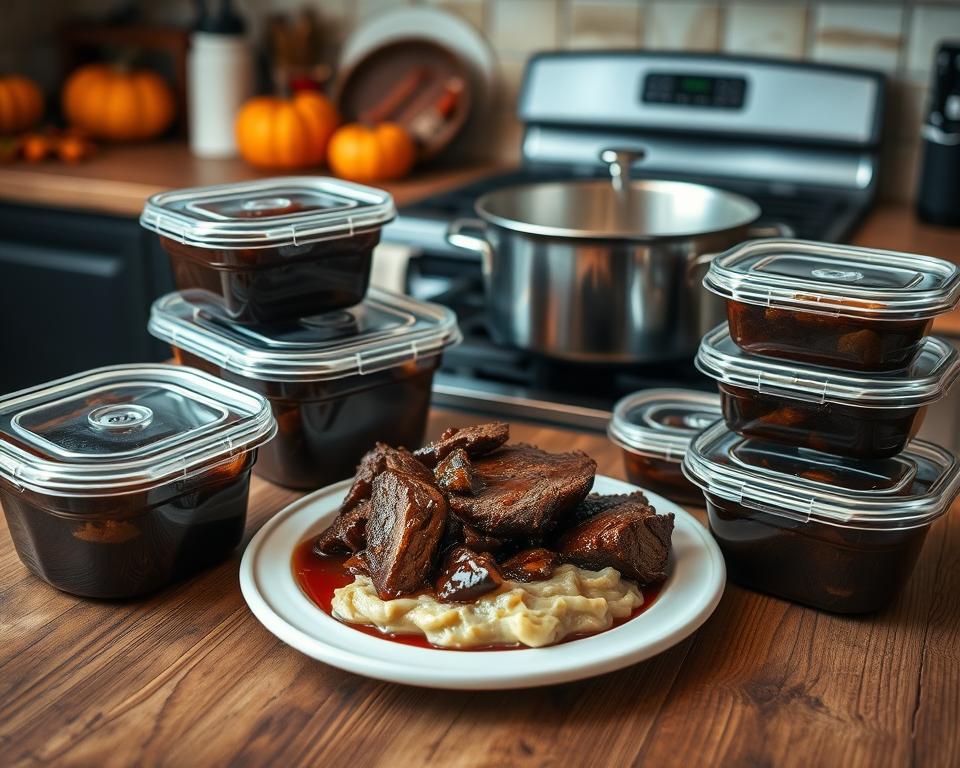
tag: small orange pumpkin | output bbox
[327,122,415,182]
[235,91,339,169]
[0,75,44,134]
[62,64,175,141]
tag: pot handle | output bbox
[446,217,490,255]
[687,221,796,280]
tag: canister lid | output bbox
[608,388,721,461]
[140,177,396,249]
[149,288,462,382]
[703,239,960,320]
[0,364,276,496]
[696,324,960,408]
[682,422,960,530]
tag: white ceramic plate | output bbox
[240,475,725,690]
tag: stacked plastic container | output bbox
[681,239,960,613]
[140,177,461,491]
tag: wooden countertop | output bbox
[0,142,502,214]
[1,409,957,766]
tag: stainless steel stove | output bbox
[381,52,887,430]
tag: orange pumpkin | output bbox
[0,75,44,134]
[235,91,339,169]
[327,122,415,182]
[62,64,175,141]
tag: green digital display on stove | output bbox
[642,72,747,109]
[679,77,711,94]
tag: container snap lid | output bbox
[703,239,960,320]
[140,177,396,249]
[0,364,276,496]
[148,288,462,382]
[682,422,960,530]
[608,388,721,461]
[696,324,960,408]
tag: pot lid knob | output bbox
[600,147,646,193]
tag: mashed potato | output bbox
[331,564,643,648]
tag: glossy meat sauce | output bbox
[292,538,663,651]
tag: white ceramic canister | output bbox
[188,31,254,158]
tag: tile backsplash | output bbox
[5,0,960,202]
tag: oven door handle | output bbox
[446,218,491,256]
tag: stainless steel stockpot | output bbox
[448,151,775,363]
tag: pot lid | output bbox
[704,239,960,320]
[149,288,461,382]
[696,324,960,408]
[140,177,396,249]
[682,422,960,530]
[608,388,721,461]
[0,364,276,496]
[475,178,760,240]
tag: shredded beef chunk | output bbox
[317,445,432,555]
[435,546,503,602]
[447,444,596,538]
[340,443,432,513]
[499,548,560,583]
[434,448,476,494]
[565,491,650,528]
[313,499,372,555]
[343,552,369,576]
[363,469,448,599]
[556,495,674,584]
[415,422,510,467]
[439,514,505,556]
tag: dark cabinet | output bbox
[0,203,174,393]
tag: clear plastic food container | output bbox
[704,239,960,371]
[0,364,276,598]
[608,388,720,505]
[140,177,396,325]
[697,324,960,458]
[682,422,960,613]
[149,287,461,490]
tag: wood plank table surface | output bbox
[2,408,957,768]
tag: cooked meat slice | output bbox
[447,444,596,537]
[434,448,476,494]
[556,495,674,584]
[364,469,448,599]
[499,548,560,583]
[339,443,390,513]
[313,499,372,555]
[339,443,432,513]
[438,514,505,556]
[462,523,505,554]
[435,546,503,602]
[567,491,650,527]
[414,422,510,467]
[343,552,369,576]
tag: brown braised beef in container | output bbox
[682,422,960,613]
[0,365,276,598]
[148,288,460,490]
[696,325,960,459]
[608,388,721,505]
[703,239,960,371]
[140,177,396,325]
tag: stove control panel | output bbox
[642,73,747,109]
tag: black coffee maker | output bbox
[916,40,960,226]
